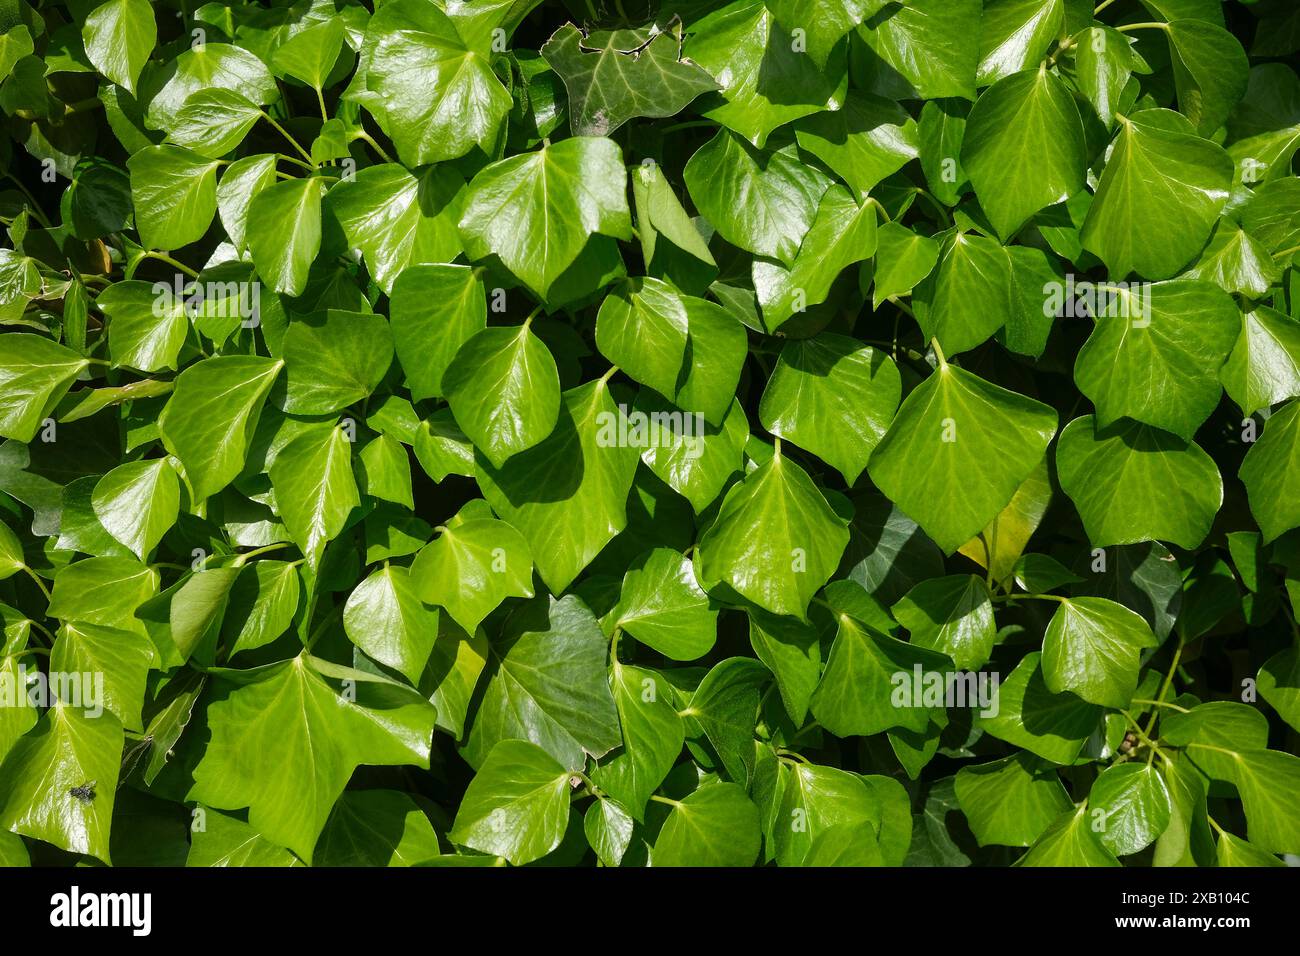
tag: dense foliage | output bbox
[1,0,1298,868]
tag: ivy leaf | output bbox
[1165,18,1250,136]
[126,146,220,251]
[794,92,919,200]
[95,280,188,373]
[281,310,394,416]
[892,574,996,671]
[684,129,831,265]
[961,67,1086,240]
[954,753,1073,847]
[476,381,640,593]
[144,42,278,132]
[1226,64,1300,185]
[271,18,345,91]
[457,137,631,300]
[48,556,159,629]
[653,782,761,867]
[870,221,939,308]
[362,0,511,165]
[1181,218,1282,296]
[857,0,980,101]
[978,652,1102,765]
[1081,109,1232,279]
[343,565,440,685]
[687,0,846,147]
[444,322,561,468]
[52,621,153,731]
[167,89,263,159]
[867,364,1057,554]
[595,277,746,424]
[1088,762,1173,856]
[158,355,283,502]
[913,231,1014,355]
[0,334,90,443]
[1041,597,1159,709]
[1075,26,1151,128]
[326,164,464,296]
[753,186,878,330]
[0,702,123,864]
[594,663,684,819]
[687,657,769,784]
[247,177,324,296]
[449,739,571,865]
[613,548,717,661]
[1056,415,1222,550]
[1240,400,1300,544]
[697,445,850,619]
[215,154,278,255]
[461,594,621,771]
[773,760,882,867]
[540,24,717,137]
[81,0,155,94]
[390,264,486,403]
[1072,279,1240,441]
[190,656,437,863]
[409,514,535,635]
[976,0,1065,87]
[91,458,180,560]
[223,560,301,658]
[1222,303,1300,416]
[1019,804,1120,866]
[269,424,359,568]
[759,333,900,485]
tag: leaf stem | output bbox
[21,566,52,603]
[929,336,948,368]
[649,794,681,808]
[232,541,292,566]
[1093,0,1118,14]
[261,111,315,164]
[1144,634,1185,737]
[354,130,394,164]
[658,120,717,134]
[144,251,200,279]
[1131,698,1190,713]
[1116,22,1170,33]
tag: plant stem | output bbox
[22,566,52,602]
[1117,22,1170,33]
[261,111,314,164]
[354,131,394,164]
[233,541,292,566]
[145,251,200,279]
[1144,635,1185,737]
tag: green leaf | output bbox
[1240,400,1300,544]
[1088,762,1173,856]
[1222,306,1300,418]
[390,264,486,402]
[773,760,881,867]
[541,23,717,137]
[753,185,878,330]
[476,381,640,593]
[52,621,153,731]
[857,0,981,101]
[1226,64,1300,185]
[362,0,511,165]
[653,782,760,867]
[281,309,394,415]
[91,458,179,560]
[1042,597,1159,709]
[1081,109,1233,279]
[613,548,716,661]
[976,0,1065,87]
[978,652,1102,765]
[1165,18,1250,136]
[145,42,278,133]
[462,595,620,771]
[596,277,746,424]
[167,89,263,159]
[457,137,631,300]
[127,146,219,251]
[867,363,1057,554]
[1073,279,1239,441]
[594,662,684,818]
[216,154,278,255]
[1181,219,1281,297]
[0,702,123,863]
[158,355,283,501]
[913,231,1014,355]
[698,445,850,618]
[443,321,561,468]
[1258,646,1300,734]
[449,739,571,865]
[1019,803,1120,866]
[271,18,345,90]
[222,560,301,657]
[247,176,324,296]
[870,221,939,308]
[96,280,189,373]
[1075,26,1151,128]
[0,334,90,442]
[687,0,846,146]
[82,0,155,94]
[326,164,465,296]
[191,656,437,863]
[760,333,899,486]
[955,753,1072,847]
[269,423,360,567]
[794,92,919,200]
[810,609,948,738]
[892,574,996,671]
[684,129,831,264]
[48,556,159,629]
[343,565,439,685]
[186,809,302,866]
[1055,415,1223,550]
[687,657,769,783]
[409,514,535,635]
[961,67,1086,240]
